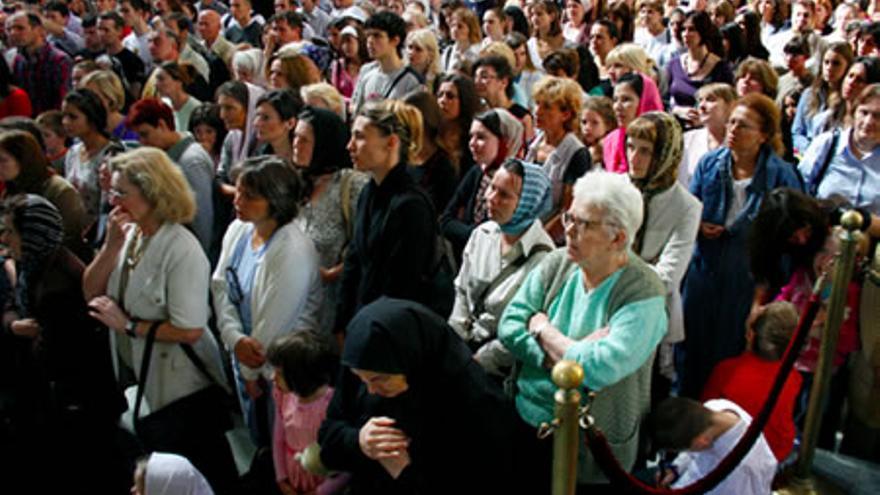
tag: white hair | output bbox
[572,170,644,249]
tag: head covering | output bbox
[301,43,332,74]
[499,160,553,235]
[300,106,352,175]
[340,25,359,39]
[342,298,473,381]
[630,112,684,254]
[475,108,524,169]
[12,195,63,316]
[603,73,664,174]
[144,453,214,495]
[228,82,267,164]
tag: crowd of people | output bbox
[0,0,879,493]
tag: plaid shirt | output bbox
[12,42,72,116]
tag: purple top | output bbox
[666,54,734,108]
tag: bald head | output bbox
[197,9,221,44]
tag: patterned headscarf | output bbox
[301,43,332,74]
[499,160,553,235]
[10,195,64,316]
[630,112,684,254]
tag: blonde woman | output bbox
[79,70,139,141]
[300,82,346,120]
[525,76,589,243]
[680,82,736,186]
[84,147,237,492]
[604,43,665,95]
[441,7,482,72]
[405,28,441,87]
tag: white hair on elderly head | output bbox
[572,170,643,249]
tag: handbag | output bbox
[132,321,234,450]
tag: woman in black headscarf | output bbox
[292,106,370,333]
[0,194,126,493]
[318,297,515,495]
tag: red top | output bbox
[702,352,803,461]
[0,87,32,119]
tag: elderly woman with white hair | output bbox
[499,170,668,492]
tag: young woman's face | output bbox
[437,81,461,120]
[606,61,631,84]
[682,19,702,49]
[0,148,21,181]
[822,50,849,86]
[469,120,501,166]
[217,94,247,131]
[351,369,409,398]
[154,68,179,98]
[580,109,610,145]
[406,40,428,70]
[626,136,654,180]
[61,102,92,138]
[268,59,289,90]
[842,62,868,100]
[292,119,315,168]
[348,116,393,172]
[565,0,585,26]
[254,102,293,144]
[482,10,504,40]
[340,34,359,59]
[449,16,469,43]
[736,72,765,97]
[612,84,640,128]
[698,93,732,128]
[529,5,551,35]
[193,123,218,154]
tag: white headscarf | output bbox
[145,453,214,495]
[227,81,267,165]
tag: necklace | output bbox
[686,50,710,78]
[125,228,152,269]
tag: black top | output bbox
[319,298,516,495]
[336,164,437,330]
[406,148,456,214]
[439,164,483,259]
[112,48,146,85]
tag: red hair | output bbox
[126,98,175,130]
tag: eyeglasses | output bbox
[561,211,605,233]
[108,188,130,201]
[474,71,498,83]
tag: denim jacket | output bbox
[690,145,802,238]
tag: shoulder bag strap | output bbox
[132,321,163,426]
[383,66,422,98]
[808,129,840,197]
[471,244,552,318]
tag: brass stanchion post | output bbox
[548,360,584,495]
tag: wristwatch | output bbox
[125,319,139,338]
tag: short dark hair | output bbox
[44,0,69,17]
[365,11,407,53]
[0,116,46,150]
[648,397,713,451]
[473,54,514,98]
[543,49,580,78]
[266,331,339,398]
[127,98,175,130]
[98,11,125,30]
[120,0,149,13]
[270,10,304,30]
[233,156,303,225]
[216,80,249,108]
[783,34,811,56]
[165,11,192,33]
[81,13,98,29]
[594,19,620,42]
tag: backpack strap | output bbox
[383,66,424,99]
[808,128,841,197]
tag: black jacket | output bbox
[439,164,482,259]
[336,164,437,330]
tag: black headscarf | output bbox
[8,195,64,316]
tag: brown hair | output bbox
[0,130,52,194]
[736,57,779,99]
[737,92,784,156]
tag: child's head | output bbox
[267,330,338,398]
[648,397,714,451]
[35,111,68,153]
[749,301,798,361]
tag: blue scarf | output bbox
[499,161,552,235]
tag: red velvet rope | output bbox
[584,289,823,494]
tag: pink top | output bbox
[602,73,664,173]
[272,385,335,490]
[331,59,356,99]
[775,268,860,372]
